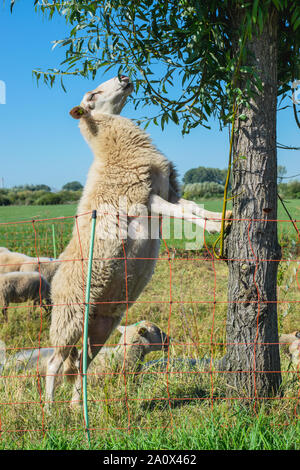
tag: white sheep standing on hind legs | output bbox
[45,76,229,409]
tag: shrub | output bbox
[0,194,11,206]
[0,189,10,196]
[57,190,82,203]
[35,193,63,205]
[62,181,83,191]
[183,167,227,185]
[183,182,225,199]
[278,181,300,199]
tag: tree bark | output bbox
[225,9,282,397]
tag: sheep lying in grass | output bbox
[1,321,169,381]
[280,331,300,368]
[0,347,54,374]
[0,248,59,283]
[90,320,169,378]
[46,75,228,407]
[0,272,51,321]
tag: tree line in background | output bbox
[182,165,300,200]
[182,166,228,199]
[0,167,299,206]
[0,181,83,206]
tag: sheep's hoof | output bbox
[205,221,222,234]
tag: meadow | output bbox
[1,198,299,255]
[0,200,299,450]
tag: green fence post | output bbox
[52,224,57,259]
[82,210,97,446]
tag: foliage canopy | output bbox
[11,0,299,134]
[183,167,228,185]
[62,181,83,191]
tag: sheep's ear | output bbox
[117,325,125,334]
[69,106,88,120]
[138,327,147,336]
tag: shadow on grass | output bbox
[140,385,221,411]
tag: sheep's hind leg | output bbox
[2,307,8,323]
[70,315,121,408]
[44,349,67,412]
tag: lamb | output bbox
[19,257,59,283]
[0,347,54,374]
[1,321,169,379]
[0,248,59,283]
[46,75,228,407]
[0,271,51,321]
[280,331,300,368]
[0,249,31,273]
[90,320,169,378]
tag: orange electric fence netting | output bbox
[0,211,299,441]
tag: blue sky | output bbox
[0,3,299,190]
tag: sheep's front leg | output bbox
[150,194,221,233]
[70,315,121,408]
[178,198,222,221]
[179,198,232,232]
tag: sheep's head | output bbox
[69,75,133,120]
[117,321,170,355]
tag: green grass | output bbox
[1,199,299,224]
[0,204,77,223]
[0,200,299,449]
[0,204,77,257]
[0,257,299,450]
[0,406,299,450]
[1,198,299,255]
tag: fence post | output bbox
[52,224,57,259]
[82,210,97,445]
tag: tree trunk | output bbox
[225,9,282,397]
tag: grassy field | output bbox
[0,204,76,258]
[0,198,299,255]
[0,200,299,450]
